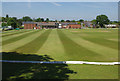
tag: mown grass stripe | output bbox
[1,30,34,46]
[2,29,31,34]
[57,29,99,61]
[62,30,118,61]
[2,30,32,37]
[2,30,45,52]
[2,30,41,46]
[15,30,52,53]
[2,30,27,35]
[80,37,118,50]
[36,29,67,61]
[2,30,37,42]
[2,30,31,37]
[70,29,118,50]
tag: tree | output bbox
[35,18,41,22]
[96,15,110,28]
[77,22,81,25]
[66,20,70,22]
[2,23,7,27]
[7,18,17,29]
[12,17,17,21]
[79,19,84,23]
[2,15,23,28]
[55,20,57,22]
[71,20,76,22]
[91,19,97,28]
[91,19,97,25]
[46,18,49,23]
[41,18,44,22]
[17,19,22,27]
[110,21,118,24]
[79,19,84,27]
[22,16,32,22]
[2,17,6,22]
[118,21,120,25]
[6,14,9,18]
[61,20,65,22]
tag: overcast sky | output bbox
[2,2,118,21]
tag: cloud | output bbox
[51,2,62,6]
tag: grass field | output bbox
[2,29,118,80]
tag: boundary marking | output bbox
[0,60,120,65]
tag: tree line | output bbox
[1,15,85,29]
[1,14,120,29]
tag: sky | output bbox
[2,0,120,2]
[2,2,118,21]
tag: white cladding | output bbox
[58,24,62,28]
[8,26,12,28]
[105,24,117,27]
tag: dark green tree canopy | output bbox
[17,19,22,27]
[96,15,110,28]
[46,18,49,22]
[61,20,65,22]
[79,19,84,23]
[2,17,7,22]
[66,20,70,22]
[22,16,32,22]
[35,18,42,22]
[7,18,18,28]
[118,21,120,25]
[41,18,44,22]
[6,14,9,18]
[71,20,76,22]
[2,23,7,27]
[12,17,17,21]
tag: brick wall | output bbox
[24,24,37,29]
[68,24,81,29]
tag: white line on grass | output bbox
[0,60,119,65]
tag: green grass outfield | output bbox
[2,29,118,79]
